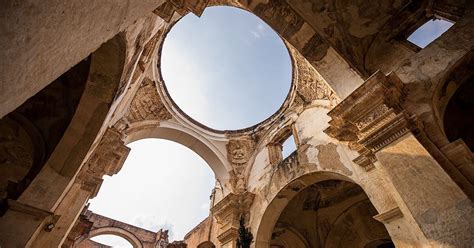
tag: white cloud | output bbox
[161,37,213,123]
[250,23,266,39]
[250,30,262,39]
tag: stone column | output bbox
[325,71,473,247]
[210,192,254,248]
[29,182,91,247]
[42,128,129,247]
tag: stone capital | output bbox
[76,128,130,197]
[210,192,255,244]
[153,0,209,22]
[324,71,420,170]
[373,207,403,224]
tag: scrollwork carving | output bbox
[125,78,172,124]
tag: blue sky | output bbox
[408,19,453,48]
[161,6,292,130]
[88,8,453,248]
[89,139,215,246]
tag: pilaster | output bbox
[325,71,473,246]
[22,128,130,247]
[210,192,254,248]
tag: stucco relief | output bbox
[76,128,130,197]
[115,78,172,132]
[292,46,338,104]
[226,138,255,193]
[128,79,172,122]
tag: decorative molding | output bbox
[7,199,53,219]
[373,207,403,224]
[352,150,376,171]
[152,0,209,22]
[76,128,130,197]
[324,71,420,170]
[127,79,172,123]
[211,192,255,245]
[184,0,209,16]
[292,46,338,104]
[441,139,474,184]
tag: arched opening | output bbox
[0,57,90,215]
[79,234,134,248]
[160,6,293,131]
[443,75,474,151]
[0,33,128,248]
[0,32,128,216]
[433,50,473,149]
[407,18,454,49]
[87,138,216,242]
[255,173,393,248]
[123,124,230,183]
[197,241,216,248]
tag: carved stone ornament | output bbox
[324,71,419,170]
[210,192,255,244]
[226,138,255,193]
[152,0,209,22]
[124,78,172,125]
[76,128,130,197]
[226,139,255,165]
[184,0,209,16]
[292,46,338,104]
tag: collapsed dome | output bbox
[161,6,292,131]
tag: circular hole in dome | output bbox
[161,6,292,131]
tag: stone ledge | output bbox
[7,199,53,220]
[373,207,403,224]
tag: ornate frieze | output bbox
[292,46,338,104]
[128,79,172,122]
[324,71,419,170]
[76,128,130,197]
[226,138,255,193]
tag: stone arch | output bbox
[0,33,128,248]
[255,170,394,248]
[123,121,231,182]
[17,33,127,211]
[270,225,310,248]
[324,200,392,248]
[432,49,474,147]
[197,240,216,248]
[254,171,357,248]
[82,227,143,248]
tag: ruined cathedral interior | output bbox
[0,0,473,247]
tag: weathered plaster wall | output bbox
[0,0,165,118]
